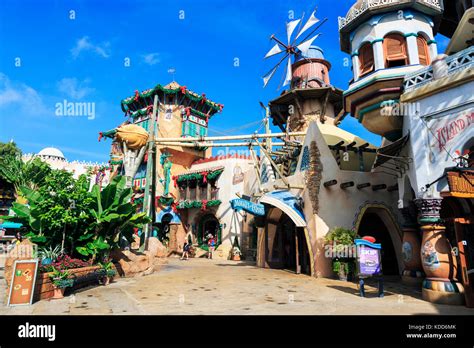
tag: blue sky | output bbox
[0,0,450,162]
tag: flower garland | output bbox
[173,169,223,184]
[177,199,221,210]
[121,84,223,113]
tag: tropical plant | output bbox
[38,245,63,263]
[49,268,73,288]
[98,261,116,277]
[75,175,151,261]
[0,155,51,197]
[324,227,359,281]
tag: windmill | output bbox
[263,8,327,89]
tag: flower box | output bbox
[34,266,102,301]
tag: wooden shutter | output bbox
[359,43,374,76]
[384,34,408,66]
[417,36,430,65]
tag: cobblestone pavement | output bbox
[1,258,473,315]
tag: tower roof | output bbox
[295,46,325,62]
[339,0,444,53]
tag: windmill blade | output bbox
[286,19,301,44]
[263,66,278,87]
[283,58,292,87]
[296,34,320,55]
[264,43,284,59]
[295,10,320,40]
[263,53,290,87]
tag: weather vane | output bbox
[263,8,327,89]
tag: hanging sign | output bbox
[355,239,382,277]
[230,198,265,216]
[188,115,207,127]
[7,259,39,306]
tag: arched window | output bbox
[383,34,408,68]
[358,43,375,77]
[417,35,430,66]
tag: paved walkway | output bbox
[1,258,473,315]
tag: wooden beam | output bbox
[255,139,290,187]
[340,181,355,189]
[357,183,371,189]
[372,184,387,191]
[154,131,306,143]
[324,180,338,187]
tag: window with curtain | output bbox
[417,35,430,66]
[384,34,408,68]
[358,43,375,77]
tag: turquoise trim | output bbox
[358,102,384,123]
[427,40,437,45]
[371,38,384,44]
[404,33,418,38]
[351,51,359,57]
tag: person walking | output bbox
[181,241,190,260]
[207,235,216,259]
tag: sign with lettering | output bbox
[230,198,265,216]
[432,109,473,153]
[355,239,382,277]
[8,259,39,306]
[188,115,207,127]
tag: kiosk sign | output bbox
[356,239,382,277]
[7,259,39,306]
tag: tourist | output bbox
[181,241,190,260]
[207,234,216,259]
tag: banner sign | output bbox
[355,239,382,277]
[230,198,265,216]
[7,259,39,306]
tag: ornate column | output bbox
[415,198,464,305]
[400,203,424,283]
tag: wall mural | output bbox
[421,240,441,271]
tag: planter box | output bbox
[34,266,103,301]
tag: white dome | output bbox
[38,147,66,160]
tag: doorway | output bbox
[197,214,220,250]
[358,211,400,275]
[265,212,311,275]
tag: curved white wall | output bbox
[350,10,437,81]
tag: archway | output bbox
[196,213,221,250]
[263,208,311,275]
[355,207,403,276]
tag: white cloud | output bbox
[57,78,95,99]
[141,52,160,65]
[70,36,111,59]
[0,73,46,114]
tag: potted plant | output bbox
[38,245,62,266]
[324,227,359,281]
[49,268,73,299]
[231,246,242,261]
[98,261,116,286]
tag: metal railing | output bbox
[403,46,474,92]
[338,0,442,30]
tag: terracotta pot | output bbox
[420,225,458,280]
[232,255,241,261]
[52,287,65,300]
